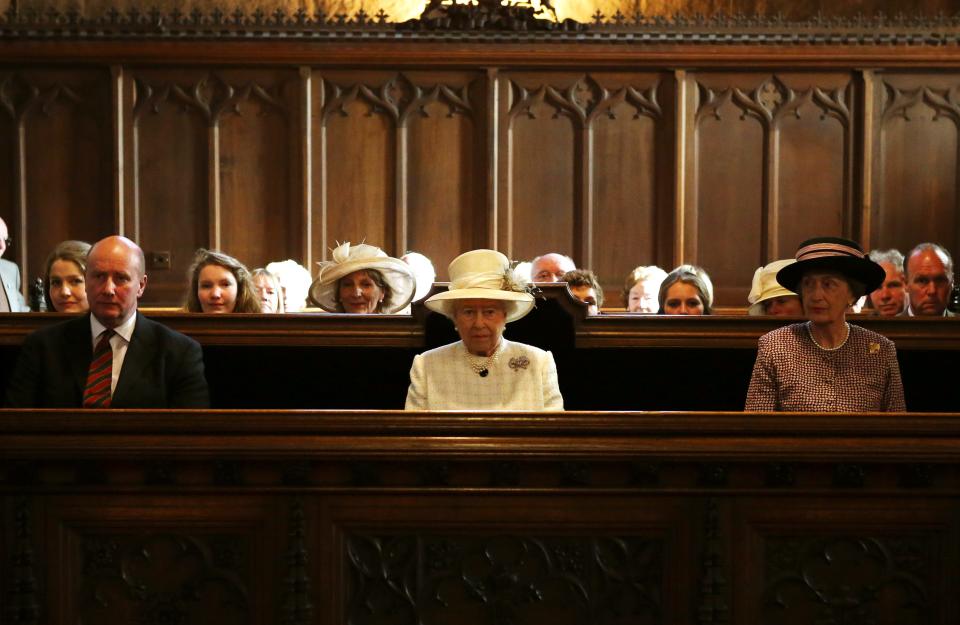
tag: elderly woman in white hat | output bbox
[309,242,416,314]
[747,259,803,316]
[746,237,906,412]
[404,249,564,411]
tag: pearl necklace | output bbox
[806,321,850,351]
[465,343,502,377]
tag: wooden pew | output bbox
[2,409,960,624]
[0,284,956,410]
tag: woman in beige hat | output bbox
[745,237,905,412]
[404,249,564,411]
[747,259,803,316]
[309,242,416,314]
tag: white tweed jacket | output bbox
[405,339,564,411]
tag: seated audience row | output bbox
[748,242,955,318]
[22,236,958,318]
[7,234,908,413]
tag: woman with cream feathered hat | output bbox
[404,249,564,411]
[309,242,416,314]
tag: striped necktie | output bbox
[83,329,115,408]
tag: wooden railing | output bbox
[2,409,960,624]
[0,285,957,411]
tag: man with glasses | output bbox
[0,217,29,312]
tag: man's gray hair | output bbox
[906,242,954,279]
[531,252,576,269]
[868,249,904,274]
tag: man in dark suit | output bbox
[5,236,209,408]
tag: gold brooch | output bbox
[869,343,880,354]
[509,356,530,371]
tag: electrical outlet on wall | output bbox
[149,251,172,270]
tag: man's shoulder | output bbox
[135,314,200,349]
[25,314,88,343]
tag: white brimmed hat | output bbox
[747,259,799,315]
[425,249,534,323]
[309,242,416,313]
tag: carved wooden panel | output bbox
[127,70,212,305]
[689,72,855,306]
[42,495,282,624]
[217,70,300,272]
[499,72,668,298]
[346,534,664,625]
[732,497,957,624]
[589,74,670,299]
[328,496,694,625]
[501,74,578,264]
[403,73,484,280]
[871,73,960,256]
[0,69,113,296]
[127,69,299,304]
[315,71,484,276]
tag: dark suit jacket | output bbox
[5,313,210,408]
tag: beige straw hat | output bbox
[747,259,799,315]
[425,249,534,323]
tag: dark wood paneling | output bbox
[500,73,579,263]
[873,73,960,256]
[734,497,958,625]
[217,69,300,270]
[590,73,669,299]
[44,495,280,624]
[4,46,960,307]
[5,412,960,624]
[317,71,399,260]
[405,73,484,280]
[128,70,211,306]
[691,73,856,306]
[331,497,692,624]
[691,74,766,306]
[774,74,853,257]
[5,69,114,292]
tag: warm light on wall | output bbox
[331,0,618,23]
